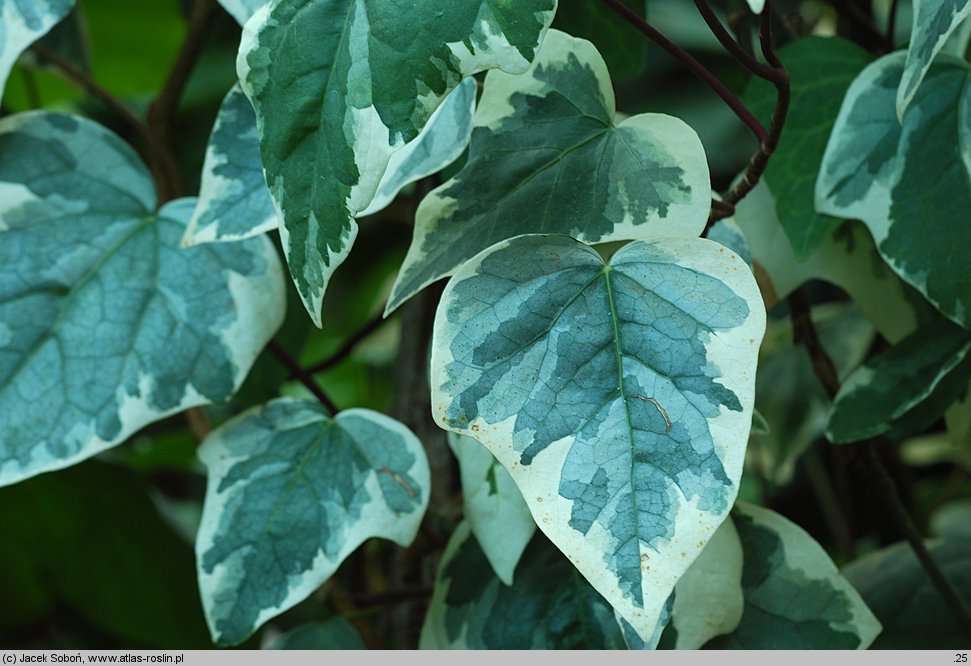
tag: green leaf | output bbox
[184,78,476,247]
[430,234,765,639]
[420,522,627,649]
[239,0,556,325]
[448,433,536,586]
[269,619,366,650]
[817,53,971,329]
[0,112,285,487]
[551,0,646,80]
[897,0,971,119]
[735,181,933,344]
[843,534,971,648]
[184,85,279,246]
[0,462,210,647]
[667,517,744,649]
[218,0,264,25]
[746,0,765,13]
[742,37,872,259]
[707,503,881,649]
[389,30,711,313]
[828,319,971,443]
[196,398,429,645]
[0,0,74,102]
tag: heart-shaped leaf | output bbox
[183,78,476,247]
[817,53,971,329]
[431,234,765,639]
[389,29,710,313]
[707,503,881,649]
[0,112,285,487]
[238,0,556,325]
[196,398,429,645]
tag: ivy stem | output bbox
[789,289,971,639]
[597,0,768,144]
[303,308,390,375]
[148,0,216,202]
[267,340,341,415]
[709,1,791,225]
[693,1,778,81]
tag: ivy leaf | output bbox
[238,0,556,325]
[448,433,535,586]
[0,0,74,102]
[817,53,971,330]
[666,517,744,649]
[552,0,646,80]
[746,0,765,13]
[843,534,971,648]
[619,596,673,650]
[0,112,285,487]
[707,503,882,649]
[742,37,872,259]
[735,181,933,344]
[828,319,971,443]
[184,79,476,248]
[269,619,366,650]
[183,85,278,246]
[420,522,627,649]
[897,0,971,119]
[389,30,711,313]
[358,77,477,217]
[196,398,429,645]
[430,234,765,639]
[218,0,264,25]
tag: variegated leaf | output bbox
[448,433,535,586]
[707,503,882,649]
[238,0,556,325]
[667,517,744,649]
[388,29,710,313]
[0,0,74,102]
[817,53,971,329]
[430,234,765,639]
[828,319,971,443]
[359,77,476,217]
[184,85,278,246]
[0,112,285,487]
[196,398,429,645]
[420,522,626,649]
[736,181,932,344]
[897,0,971,119]
[184,79,476,247]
